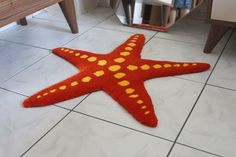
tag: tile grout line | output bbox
[96,25,157,37]
[0,38,51,51]
[72,110,174,143]
[0,85,91,112]
[207,83,236,92]
[54,93,91,111]
[71,94,91,110]
[19,111,71,157]
[154,36,206,46]
[154,27,233,46]
[174,76,205,84]
[144,31,159,45]
[19,92,91,157]
[0,87,28,97]
[32,16,72,24]
[0,53,51,86]
[61,13,115,47]
[176,142,223,157]
[166,29,234,157]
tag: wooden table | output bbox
[0,0,78,33]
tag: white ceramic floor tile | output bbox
[40,4,62,15]
[0,89,68,157]
[88,7,114,21]
[23,112,172,157]
[0,41,49,84]
[186,10,206,21]
[96,15,157,36]
[78,7,114,26]
[170,144,217,157]
[155,18,210,44]
[208,32,236,90]
[0,18,90,49]
[75,77,204,141]
[226,30,236,48]
[1,54,86,109]
[142,37,222,83]
[65,28,152,53]
[0,23,33,38]
[178,85,236,157]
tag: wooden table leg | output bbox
[17,17,27,25]
[59,0,78,33]
[203,24,229,53]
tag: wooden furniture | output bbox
[204,0,236,53]
[0,0,78,33]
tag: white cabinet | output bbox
[204,0,236,53]
[211,0,236,23]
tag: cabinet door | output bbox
[211,0,236,23]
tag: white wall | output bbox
[75,0,99,14]
[97,0,110,7]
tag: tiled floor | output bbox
[0,4,235,157]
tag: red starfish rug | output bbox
[23,34,210,127]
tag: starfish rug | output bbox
[23,34,210,127]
